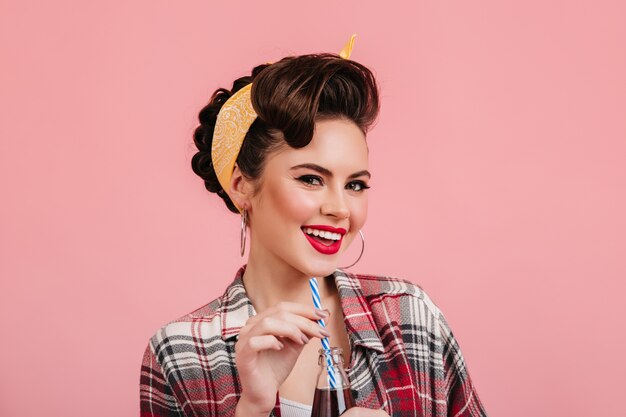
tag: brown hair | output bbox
[191,53,380,213]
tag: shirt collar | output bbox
[219,265,384,353]
[332,269,385,352]
[220,265,256,340]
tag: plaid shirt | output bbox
[140,266,487,417]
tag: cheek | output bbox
[267,183,319,223]
[349,197,368,229]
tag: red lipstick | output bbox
[301,225,346,255]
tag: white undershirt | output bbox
[279,396,313,417]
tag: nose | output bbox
[320,187,350,220]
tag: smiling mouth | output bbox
[301,226,345,255]
[301,227,343,244]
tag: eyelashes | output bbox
[297,175,323,186]
[296,175,370,192]
[347,181,370,192]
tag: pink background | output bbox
[1,1,625,416]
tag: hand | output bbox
[342,407,390,417]
[234,302,330,415]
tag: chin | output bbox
[299,260,339,278]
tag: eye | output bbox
[346,181,370,192]
[297,175,323,186]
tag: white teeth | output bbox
[303,227,342,241]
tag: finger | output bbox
[252,310,332,342]
[247,335,284,352]
[263,301,331,321]
[241,303,330,342]
[247,303,330,337]
[273,310,331,340]
[246,316,311,345]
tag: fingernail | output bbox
[315,309,329,318]
[320,328,331,337]
[301,334,310,344]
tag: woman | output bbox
[140,39,487,417]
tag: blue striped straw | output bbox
[309,277,337,389]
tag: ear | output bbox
[228,164,254,210]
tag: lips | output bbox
[301,225,347,255]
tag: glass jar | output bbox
[311,347,355,417]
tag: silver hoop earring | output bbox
[340,230,365,269]
[240,209,248,257]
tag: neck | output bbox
[242,238,336,313]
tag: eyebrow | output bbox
[290,163,371,179]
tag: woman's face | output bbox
[247,118,370,278]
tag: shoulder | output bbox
[146,295,225,355]
[168,295,224,326]
[146,267,250,351]
[337,269,443,319]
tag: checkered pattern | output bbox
[140,266,487,416]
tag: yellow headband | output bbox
[211,82,256,212]
[211,34,358,212]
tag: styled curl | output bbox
[191,53,380,214]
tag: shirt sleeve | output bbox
[438,313,488,417]
[140,342,185,417]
